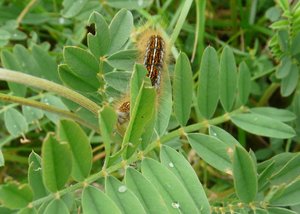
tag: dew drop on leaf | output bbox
[118,185,127,193]
[171,202,180,209]
[168,162,174,168]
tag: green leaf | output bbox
[42,134,72,192]
[155,69,172,136]
[123,80,156,157]
[63,46,99,77]
[232,146,257,203]
[238,61,251,105]
[265,6,281,22]
[271,153,300,185]
[125,167,169,214]
[41,95,68,124]
[0,29,10,40]
[231,112,295,139]
[107,49,138,71]
[197,46,219,119]
[104,71,131,92]
[58,120,93,181]
[141,158,199,213]
[257,152,296,174]
[130,64,148,108]
[270,179,300,206]
[208,125,241,149]
[173,52,193,126]
[267,207,297,214]
[62,0,88,18]
[22,106,44,123]
[109,9,133,54]
[106,0,153,9]
[105,176,146,214]
[44,199,69,214]
[1,50,26,96]
[219,46,237,112]
[28,152,48,199]
[31,44,59,83]
[87,12,110,58]
[258,161,275,191]
[278,30,289,52]
[4,108,28,137]
[19,207,38,214]
[82,186,121,214]
[99,106,117,165]
[281,63,299,97]
[291,32,300,56]
[13,44,41,77]
[250,107,296,122]
[276,56,292,79]
[160,146,210,213]
[0,183,33,209]
[0,150,4,167]
[187,133,232,173]
[58,64,99,93]
[277,0,289,11]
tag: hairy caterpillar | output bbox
[116,30,168,125]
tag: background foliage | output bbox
[0,0,300,213]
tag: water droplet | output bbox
[13,33,18,37]
[171,202,180,209]
[58,18,65,24]
[213,132,217,136]
[108,97,114,103]
[118,185,127,193]
[168,162,174,168]
[138,0,143,6]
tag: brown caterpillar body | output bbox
[116,30,168,126]
[116,101,130,124]
[143,35,165,88]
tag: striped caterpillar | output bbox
[116,31,167,125]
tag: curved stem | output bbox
[0,93,99,133]
[17,0,38,25]
[257,82,280,106]
[169,0,193,47]
[0,68,101,115]
[191,0,206,62]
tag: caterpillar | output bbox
[143,34,165,88]
[116,30,167,125]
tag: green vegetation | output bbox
[0,0,300,213]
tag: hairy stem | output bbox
[0,93,99,132]
[0,68,101,115]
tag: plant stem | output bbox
[29,106,246,208]
[191,0,206,62]
[169,0,193,47]
[257,83,280,106]
[16,0,38,25]
[0,68,101,115]
[0,93,99,132]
